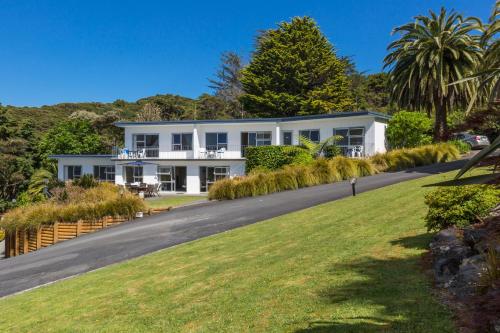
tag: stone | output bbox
[448,254,487,299]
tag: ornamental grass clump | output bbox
[370,143,461,172]
[353,159,378,176]
[0,183,146,232]
[310,158,341,184]
[329,156,358,179]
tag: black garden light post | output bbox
[350,177,357,196]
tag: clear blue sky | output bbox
[0,0,493,106]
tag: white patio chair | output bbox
[217,147,226,159]
[353,146,363,158]
[207,150,216,159]
[199,147,207,159]
[137,148,146,159]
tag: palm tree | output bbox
[454,1,500,112]
[299,135,343,158]
[384,8,482,141]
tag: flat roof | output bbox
[114,111,391,127]
[48,154,113,158]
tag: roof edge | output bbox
[114,111,391,127]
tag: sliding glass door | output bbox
[200,166,229,192]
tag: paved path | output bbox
[0,160,466,298]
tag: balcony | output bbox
[112,145,245,160]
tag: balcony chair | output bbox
[199,148,207,159]
[216,147,226,159]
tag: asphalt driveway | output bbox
[0,160,466,298]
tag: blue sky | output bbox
[0,0,493,106]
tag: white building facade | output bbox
[51,112,390,194]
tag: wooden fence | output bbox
[4,216,128,258]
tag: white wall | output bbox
[122,116,387,157]
[55,157,113,181]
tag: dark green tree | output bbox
[240,17,353,117]
[37,119,106,160]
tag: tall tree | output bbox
[209,52,245,118]
[240,17,353,117]
[384,8,482,140]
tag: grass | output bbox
[145,195,206,210]
[0,168,492,333]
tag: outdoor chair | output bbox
[199,147,207,159]
[216,147,226,159]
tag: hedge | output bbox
[245,145,313,173]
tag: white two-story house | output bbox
[51,111,390,194]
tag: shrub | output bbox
[448,139,471,154]
[0,183,146,232]
[73,174,98,189]
[0,229,4,242]
[424,185,500,231]
[386,111,433,148]
[323,144,341,158]
[245,146,312,173]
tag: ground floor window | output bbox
[93,165,115,182]
[123,166,143,183]
[333,127,365,155]
[64,165,82,180]
[299,129,320,143]
[157,166,175,191]
[200,166,229,192]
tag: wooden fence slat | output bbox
[53,222,59,243]
[36,228,42,249]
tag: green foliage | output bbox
[384,8,482,140]
[386,111,433,148]
[448,140,471,154]
[245,146,312,173]
[209,157,377,200]
[38,119,106,160]
[344,58,392,113]
[424,185,500,231]
[0,183,146,232]
[323,144,341,157]
[72,174,98,189]
[299,134,343,158]
[0,229,4,242]
[240,16,353,117]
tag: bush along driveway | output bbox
[1,165,492,332]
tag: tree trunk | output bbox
[433,95,449,142]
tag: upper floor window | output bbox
[241,131,272,156]
[133,134,159,158]
[64,165,82,180]
[172,133,193,151]
[282,131,293,145]
[333,127,365,147]
[93,165,115,182]
[299,129,320,143]
[206,133,228,151]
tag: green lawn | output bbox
[1,169,493,332]
[145,195,206,209]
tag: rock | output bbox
[448,254,487,299]
[463,227,487,249]
[492,319,500,333]
[430,228,473,284]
